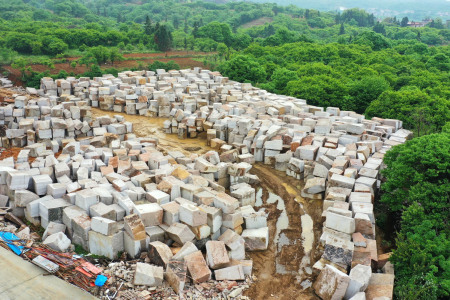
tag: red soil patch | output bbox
[3,53,207,86]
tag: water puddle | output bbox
[301,214,314,253]
[267,192,289,245]
[255,188,263,207]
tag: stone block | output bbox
[124,214,146,240]
[88,230,124,259]
[33,174,53,196]
[124,230,149,259]
[365,274,394,300]
[206,241,230,269]
[89,202,116,220]
[179,203,207,227]
[354,213,373,236]
[146,189,170,205]
[214,264,245,281]
[133,262,164,287]
[75,189,99,212]
[242,227,269,251]
[326,211,355,234]
[145,226,165,242]
[313,265,350,300]
[148,241,174,267]
[165,260,187,295]
[91,217,118,236]
[39,198,71,222]
[6,171,31,190]
[344,264,372,299]
[173,241,198,261]
[161,201,180,225]
[304,177,326,194]
[43,232,71,252]
[329,174,356,190]
[47,183,66,198]
[323,235,355,268]
[200,205,222,233]
[135,203,163,227]
[213,192,239,214]
[42,222,66,240]
[14,190,39,207]
[184,250,211,284]
[166,222,195,245]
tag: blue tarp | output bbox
[0,231,24,255]
[95,274,108,286]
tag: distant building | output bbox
[407,19,432,28]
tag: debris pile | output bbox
[0,68,409,299]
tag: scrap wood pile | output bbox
[23,245,105,292]
[0,226,107,294]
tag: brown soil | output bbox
[0,147,22,161]
[244,165,322,300]
[3,51,209,87]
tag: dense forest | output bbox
[0,2,449,298]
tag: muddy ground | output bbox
[91,109,322,299]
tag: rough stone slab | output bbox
[313,264,351,300]
[184,250,211,284]
[133,262,164,287]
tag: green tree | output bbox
[381,132,450,299]
[401,17,409,27]
[380,132,450,218]
[154,24,173,52]
[46,39,68,56]
[267,67,299,94]
[144,15,153,35]
[354,31,390,50]
[285,74,350,109]
[109,48,124,66]
[217,43,228,60]
[11,57,30,79]
[339,23,345,35]
[365,88,449,135]
[219,55,266,83]
[373,22,386,36]
[348,76,390,113]
[391,203,449,300]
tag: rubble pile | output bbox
[0,68,410,299]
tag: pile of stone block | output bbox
[0,126,268,292]
[0,96,135,149]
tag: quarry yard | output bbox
[0,68,404,299]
